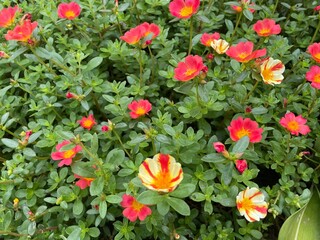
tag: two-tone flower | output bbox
[236,187,268,222]
[259,57,285,85]
[57,2,81,20]
[227,116,263,143]
[74,174,94,189]
[120,194,152,222]
[169,0,200,19]
[279,112,310,136]
[253,19,281,37]
[0,5,20,28]
[78,114,97,130]
[306,65,320,89]
[138,153,183,193]
[5,20,38,42]
[226,41,266,63]
[200,32,220,47]
[51,140,82,167]
[174,55,206,81]
[308,43,320,63]
[128,99,152,119]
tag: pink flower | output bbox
[51,140,82,167]
[308,43,320,63]
[74,174,94,189]
[253,19,281,37]
[169,0,200,19]
[120,194,152,222]
[78,114,97,130]
[314,5,320,11]
[213,142,226,153]
[0,5,21,28]
[66,92,76,99]
[128,99,152,119]
[235,159,248,174]
[5,20,38,42]
[57,2,81,20]
[227,117,263,143]
[101,125,109,132]
[174,55,206,81]
[279,112,310,136]
[226,41,266,63]
[200,32,220,47]
[306,65,320,89]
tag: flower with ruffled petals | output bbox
[253,19,281,37]
[279,112,310,136]
[235,159,248,174]
[174,55,206,81]
[57,2,81,20]
[128,99,152,119]
[308,43,320,63]
[74,174,94,189]
[120,194,152,222]
[0,6,20,28]
[138,153,183,193]
[51,140,82,167]
[228,117,263,143]
[226,41,266,63]
[260,57,285,85]
[200,32,220,47]
[236,187,268,222]
[211,39,230,54]
[5,20,38,42]
[306,65,320,89]
[169,0,200,19]
[78,114,97,130]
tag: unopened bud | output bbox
[235,159,248,174]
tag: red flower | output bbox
[169,0,200,19]
[74,174,94,189]
[228,116,263,143]
[279,112,310,136]
[101,125,109,132]
[200,32,220,47]
[120,194,152,222]
[78,114,97,130]
[308,43,320,63]
[174,55,206,81]
[5,20,38,42]
[213,142,226,153]
[120,22,160,47]
[259,57,285,85]
[128,99,152,119]
[253,19,281,37]
[235,159,248,174]
[226,41,266,63]
[57,2,81,20]
[0,5,20,28]
[51,140,82,167]
[66,91,76,99]
[314,5,320,11]
[306,65,320,89]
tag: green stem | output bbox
[50,107,63,121]
[272,0,279,14]
[0,127,19,139]
[147,45,155,83]
[29,48,58,77]
[50,59,76,77]
[115,11,123,36]
[311,14,320,43]
[138,46,143,87]
[242,80,259,104]
[17,84,34,97]
[73,21,91,42]
[113,130,132,159]
[231,13,242,42]
[307,93,317,116]
[286,132,291,152]
[188,17,194,55]
[0,156,7,162]
[0,231,27,237]
[195,82,202,106]
[151,138,157,155]
[0,180,15,184]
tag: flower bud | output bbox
[101,125,109,132]
[235,159,248,174]
[213,142,225,153]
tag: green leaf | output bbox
[105,195,122,204]
[170,184,196,198]
[28,221,37,235]
[90,176,105,196]
[73,199,84,215]
[85,57,103,71]
[137,191,164,205]
[71,162,95,178]
[251,106,268,115]
[202,153,226,163]
[167,197,190,216]
[232,136,249,153]
[1,138,18,148]
[278,187,320,240]
[23,148,36,157]
[99,200,107,219]
[243,9,253,21]
[88,227,100,238]
[67,227,81,240]
[157,200,170,216]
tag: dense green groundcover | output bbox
[0,0,320,239]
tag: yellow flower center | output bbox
[287,121,299,131]
[259,28,270,35]
[180,6,193,17]
[236,128,251,139]
[314,52,320,60]
[135,107,146,115]
[153,172,172,190]
[83,119,94,128]
[132,199,144,211]
[238,52,250,60]
[238,197,252,210]
[185,68,197,76]
[314,73,320,83]
[63,149,75,159]
[261,68,273,81]
[65,10,75,18]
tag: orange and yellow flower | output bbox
[57,2,81,20]
[5,20,38,42]
[169,0,200,19]
[51,140,82,167]
[253,18,281,37]
[231,0,255,13]
[200,32,220,47]
[306,65,320,89]
[138,153,183,193]
[236,187,268,222]
[78,114,97,130]
[0,5,20,28]
[128,99,152,119]
[211,39,230,54]
[226,41,266,63]
[308,42,320,63]
[279,112,310,136]
[174,55,206,81]
[259,57,285,85]
[228,116,263,143]
[74,174,94,189]
[120,194,152,222]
